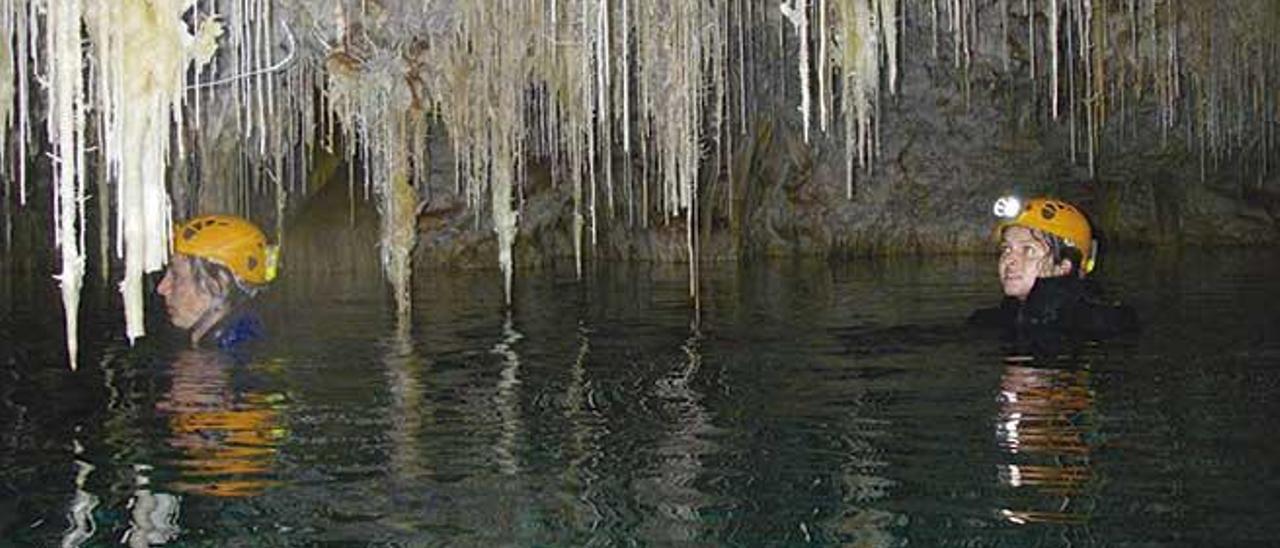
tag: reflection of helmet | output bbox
[173,215,278,285]
[167,398,285,498]
[995,197,1095,274]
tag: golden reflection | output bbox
[995,359,1095,526]
[157,350,285,498]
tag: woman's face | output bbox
[157,255,216,330]
[998,226,1070,300]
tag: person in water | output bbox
[969,196,1137,344]
[157,214,278,350]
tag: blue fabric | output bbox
[212,311,265,353]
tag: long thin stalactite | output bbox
[0,1,1277,367]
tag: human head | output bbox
[991,196,1095,300]
[157,215,276,342]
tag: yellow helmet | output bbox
[993,196,1096,274]
[173,215,278,285]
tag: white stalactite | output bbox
[0,0,14,173]
[819,0,828,133]
[1050,0,1059,119]
[85,0,221,346]
[781,0,810,142]
[49,0,86,368]
[880,0,898,94]
[4,0,1280,355]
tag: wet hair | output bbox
[187,255,261,302]
[1030,229,1083,278]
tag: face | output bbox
[998,226,1071,300]
[157,255,216,330]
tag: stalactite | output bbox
[819,0,828,133]
[600,0,615,217]
[16,0,31,204]
[931,0,938,58]
[1050,0,1059,119]
[832,0,881,197]
[1067,0,1077,161]
[780,0,810,142]
[382,119,418,322]
[622,0,630,153]
[880,0,898,94]
[81,1,221,350]
[0,0,13,176]
[1028,0,1035,80]
[1001,0,1009,71]
[952,0,960,69]
[5,0,1280,356]
[49,0,86,368]
[737,0,746,135]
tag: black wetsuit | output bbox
[970,276,1138,353]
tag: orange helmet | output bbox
[173,215,278,285]
[993,196,1096,274]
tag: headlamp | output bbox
[264,245,280,282]
[993,195,1022,220]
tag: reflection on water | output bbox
[121,464,180,547]
[385,321,428,484]
[60,440,97,548]
[996,358,1096,527]
[635,318,717,542]
[491,312,524,476]
[4,251,1280,545]
[157,350,284,498]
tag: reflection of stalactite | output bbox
[60,440,99,548]
[638,321,715,540]
[995,361,1096,526]
[491,311,524,475]
[385,326,428,482]
[121,464,181,548]
[561,320,605,530]
[831,395,899,546]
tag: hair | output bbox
[1031,229,1083,278]
[183,255,262,344]
[187,255,262,303]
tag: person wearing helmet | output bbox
[969,196,1136,344]
[157,214,278,350]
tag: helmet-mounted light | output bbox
[992,195,1022,220]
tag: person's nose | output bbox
[999,251,1016,270]
[157,270,173,297]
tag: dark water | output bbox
[2,250,1278,546]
